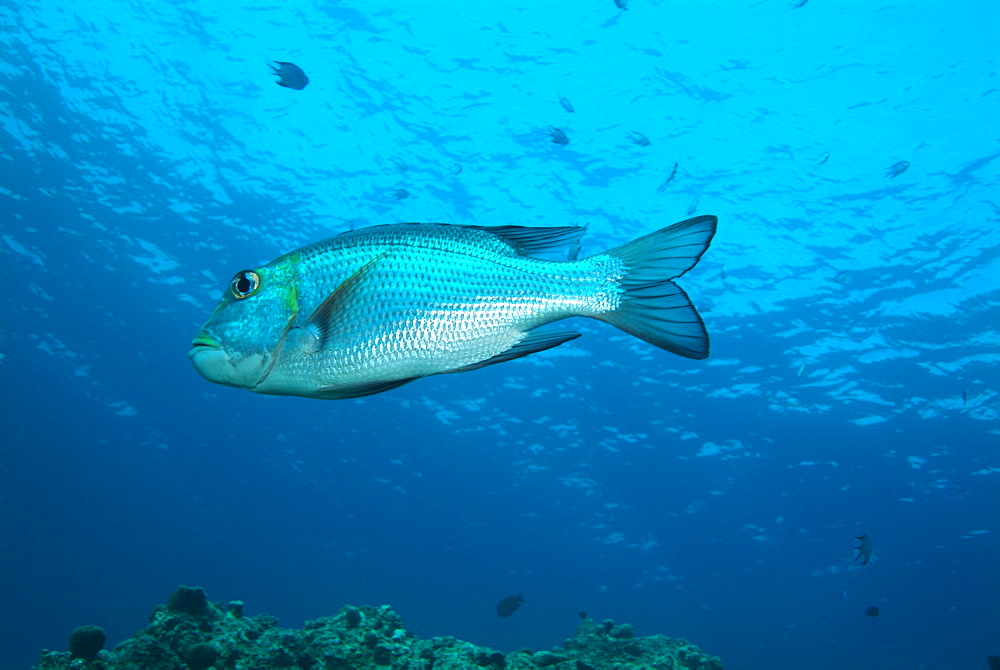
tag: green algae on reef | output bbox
[35,586,724,669]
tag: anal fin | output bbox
[446,330,581,374]
[316,377,418,399]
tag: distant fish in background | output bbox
[548,126,569,145]
[614,0,629,9]
[816,152,830,164]
[657,163,679,193]
[559,94,575,113]
[687,194,701,215]
[885,160,910,178]
[271,61,309,90]
[854,533,874,565]
[388,156,409,173]
[496,594,525,617]
[864,606,879,617]
[628,130,651,146]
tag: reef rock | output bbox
[34,587,723,670]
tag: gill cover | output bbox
[189,254,300,389]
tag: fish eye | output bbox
[229,270,260,299]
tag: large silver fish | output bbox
[189,216,716,399]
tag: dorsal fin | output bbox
[455,224,586,256]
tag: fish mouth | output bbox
[188,331,221,356]
[188,330,233,384]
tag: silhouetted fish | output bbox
[548,126,569,145]
[628,130,650,146]
[496,594,525,617]
[885,160,909,178]
[657,163,679,193]
[854,533,874,565]
[271,61,309,90]
[864,606,879,617]
[559,94,575,113]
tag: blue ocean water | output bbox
[1,1,997,668]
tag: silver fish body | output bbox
[190,217,716,399]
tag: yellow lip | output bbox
[188,331,220,357]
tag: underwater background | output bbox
[1,1,998,668]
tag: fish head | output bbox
[189,253,300,391]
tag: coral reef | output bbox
[167,586,210,617]
[35,588,723,670]
[68,626,106,661]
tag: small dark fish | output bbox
[548,126,569,145]
[391,188,409,200]
[833,270,850,284]
[496,594,525,617]
[451,163,463,175]
[657,163,679,193]
[578,611,589,619]
[987,655,1000,670]
[628,130,650,146]
[817,152,830,165]
[886,160,910,178]
[854,533,873,566]
[687,195,701,215]
[864,606,879,617]
[962,389,968,405]
[271,61,309,90]
[615,0,629,9]
[559,94,575,113]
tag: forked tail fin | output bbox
[599,215,717,359]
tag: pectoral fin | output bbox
[306,253,387,349]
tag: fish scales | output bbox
[190,217,716,399]
[278,226,618,383]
